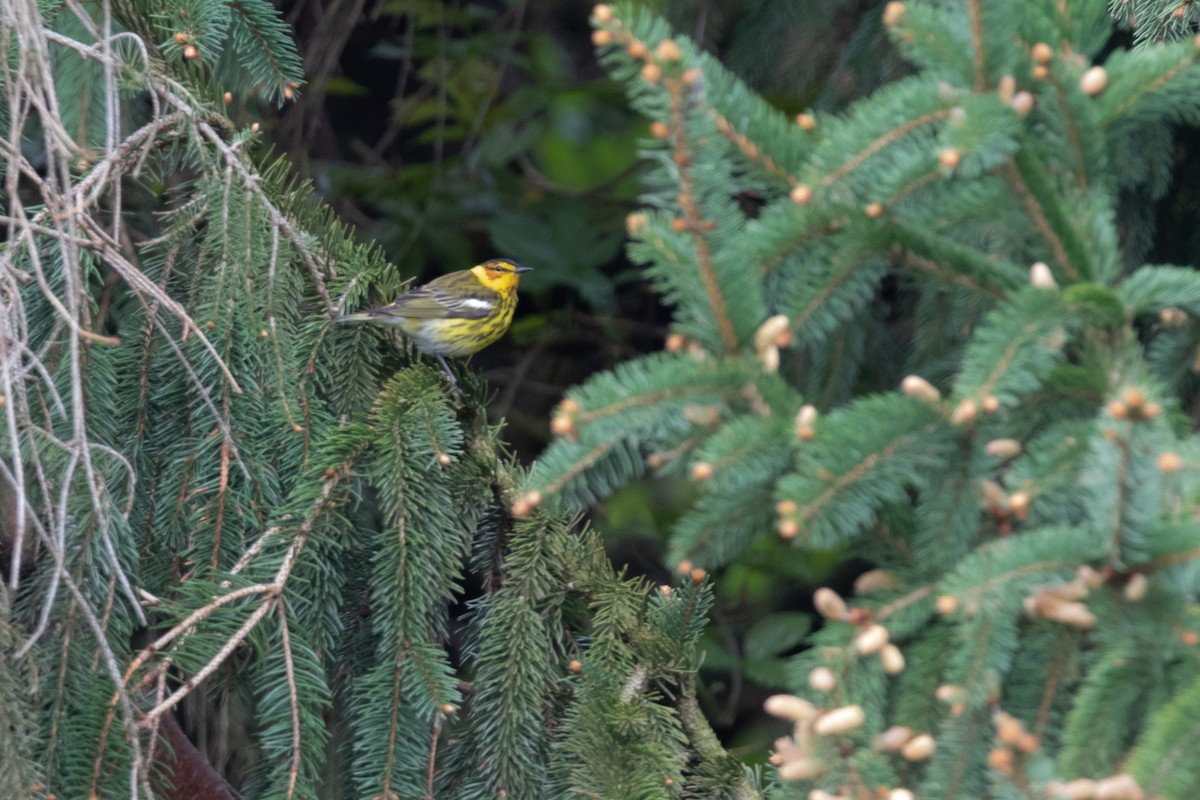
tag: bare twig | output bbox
[277,602,304,800]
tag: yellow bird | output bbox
[338,258,532,391]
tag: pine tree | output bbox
[514,1,1200,798]
[0,1,728,799]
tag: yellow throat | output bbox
[470,259,526,294]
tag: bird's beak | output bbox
[513,266,533,273]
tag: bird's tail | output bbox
[335,311,378,322]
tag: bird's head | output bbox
[471,258,532,294]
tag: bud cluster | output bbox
[1047,774,1144,800]
[986,709,1041,776]
[754,315,792,373]
[1023,566,1106,629]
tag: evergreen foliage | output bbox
[11,0,1200,796]
[511,1,1200,797]
[0,2,726,799]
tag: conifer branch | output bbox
[821,109,955,188]
[957,559,1078,607]
[944,671,988,800]
[678,674,761,799]
[875,585,933,621]
[117,460,352,748]
[665,73,738,353]
[1105,429,1132,568]
[276,602,304,800]
[1000,154,1082,281]
[4,449,149,793]
[211,440,231,572]
[882,166,943,208]
[1035,631,1074,738]
[122,583,282,684]
[967,0,986,91]
[77,215,246,393]
[889,221,1026,294]
[900,249,1006,298]
[190,117,337,313]
[539,440,614,498]
[789,260,874,335]
[711,108,797,186]
[799,433,923,524]
[229,0,296,93]
[1045,72,1091,188]
[141,595,281,727]
[426,714,442,797]
[1103,50,1196,126]
[380,656,405,797]
[974,322,1054,400]
[576,386,712,425]
[151,316,252,482]
[1138,545,1200,572]
[755,219,836,278]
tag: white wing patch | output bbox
[460,298,494,311]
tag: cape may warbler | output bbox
[338,258,532,391]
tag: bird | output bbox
[337,258,532,393]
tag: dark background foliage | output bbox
[244,0,1200,758]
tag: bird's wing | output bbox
[368,279,496,320]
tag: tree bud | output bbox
[1124,573,1148,601]
[1046,601,1096,629]
[1158,451,1183,473]
[988,747,1014,774]
[1030,261,1056,288]
[764,694,817,722]
[901,733,936,761]
[854,624,890,655]
[950,398,978,426]
[814,587,849,621]
[755,314,791,353]
[993,711,1024,746]
[1048,779,1098,800]
[901,374,940,403]
[1160,307,1187,327]
[854,569,896,594]
[1093,774,1144,800]
[881,643,905,674]
[809,667,837,693]
[874,725,913,751]
[986,439,1022,458]
[814,704,865,735]
[1080,66,1108,96]
[777,757,823,781]
[655,39,681,62]
[998,75,1016,103]
[936,594,958,615]
[882,2,906,27]
[1011,91,1035,115]
[1008,491,1030,520]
